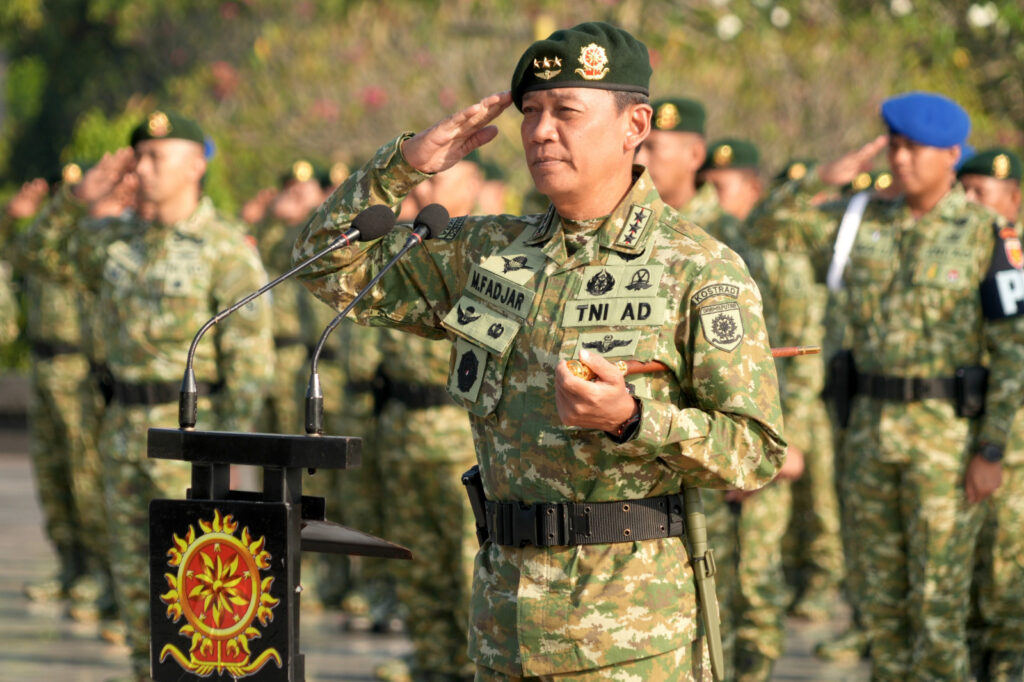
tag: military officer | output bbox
[958,147,1024,682]
[50,110,273,681]
[748,92,1024,680]
[294,21,785,680]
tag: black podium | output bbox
[147,428,412,681]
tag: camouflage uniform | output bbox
[0,259,16,345]
[969,217,1024,681]
[750,171,1024,680]
[255,220,308,435]
[53,192,274,677]
[10,195,111,606]
[294,135,786,678]
[375,328,477,679]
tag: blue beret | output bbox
[881,92,970,148]
[955,143,975,172]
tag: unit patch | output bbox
[575,330,641,358]
[449,338,487,402]
[466,265,535,319]
[691,283,739,306]
[577,265,665,299]
[442,295,521,355]
[1000,227,1024,269]
[699,301,744,352]
[563,297,666,327]
[614,205,654,249]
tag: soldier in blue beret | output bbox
[747,91,1024,680]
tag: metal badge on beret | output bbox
[875,172,894,190]
[787,162,807,181]
[62,163,83,185]
[852,172,872,191]
[575,43,610,80]
[292,160,314,183]
[655,103,680,130]
[533,56,563,80]
[713,144,733,167]
[148,111,171,137]
[993,154,1011,180]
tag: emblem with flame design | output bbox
[159,509,282,677]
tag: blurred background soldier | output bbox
[958,147,1024,682]
[374,159,481,682]
[56,110,274,681]
[4,170,118,628]
[749,92,1024,680]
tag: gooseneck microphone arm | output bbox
[305,203,450,435]
[177,204,397,429]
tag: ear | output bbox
[624,103,652,154]
[688,138,707,171]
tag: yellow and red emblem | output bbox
[1000,226,1024,269]
[148,111,171,137]
[159,509,282,678]
[575,43,610,81]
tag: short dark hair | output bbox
[613,90,650,113]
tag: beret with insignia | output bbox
[321,161,351,189]
[880,91,970,148]
[130,110,206,147]
[510,21,651,111]
[280,159,329,187]
[772,158,816,185]
[702,138,760,171]
[957,147,1022,182]
[651,98,706,135]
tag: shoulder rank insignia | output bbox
[614,205,654,250]
[575,43,610,81]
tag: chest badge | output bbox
[586,269,615,296]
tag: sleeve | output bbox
[292,134,462,339]
[11,189,92,285]
[629,253,788,491]
[978,221,1024,450]
[210,232,276,432]
[746,169,844,279]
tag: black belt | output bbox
[274,335,304,349]
[384,380,455,410]
[31,340,83,359]
[485,493,686,548]
[111,379,220,406]
[855,372,956,402]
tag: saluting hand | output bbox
[555,349,637,433]
[402,91,513,175]
[75,148,136,205]
[817,135,889,187]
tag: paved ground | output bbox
[0,425,868,681]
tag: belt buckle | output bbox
[512,502,539,548]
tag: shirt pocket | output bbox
[442,295,520,418]
[844,229,897,290]
[147,259,212,342]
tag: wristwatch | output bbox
[607,397,642,444]
[977,442,1004,463]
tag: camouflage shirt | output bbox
[750,170,1024,453]
[56,192,274,431]
[293,134,786,675]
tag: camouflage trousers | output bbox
[377,399,477,677]
[970,463,1024,675]
[782,398,844,600]
[844,399,982,681]
[28,352,108,587]
[259,343,307,435]
[99,399,199,676]
[706,481,792,681]
[475,642,710,681]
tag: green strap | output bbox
[683,486,724,681]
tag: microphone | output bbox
[304,203,450,435]
[178,204,396,429]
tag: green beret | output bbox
[702,138,760,171]
[957,147,1023,182]
[651,98,706,135]
[279,159,328,187]
[510,21,651,111]
[130,110,205,147]
[772,158,816,184]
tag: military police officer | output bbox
[294,22,785,680]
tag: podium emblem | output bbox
[158,509,282,677]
